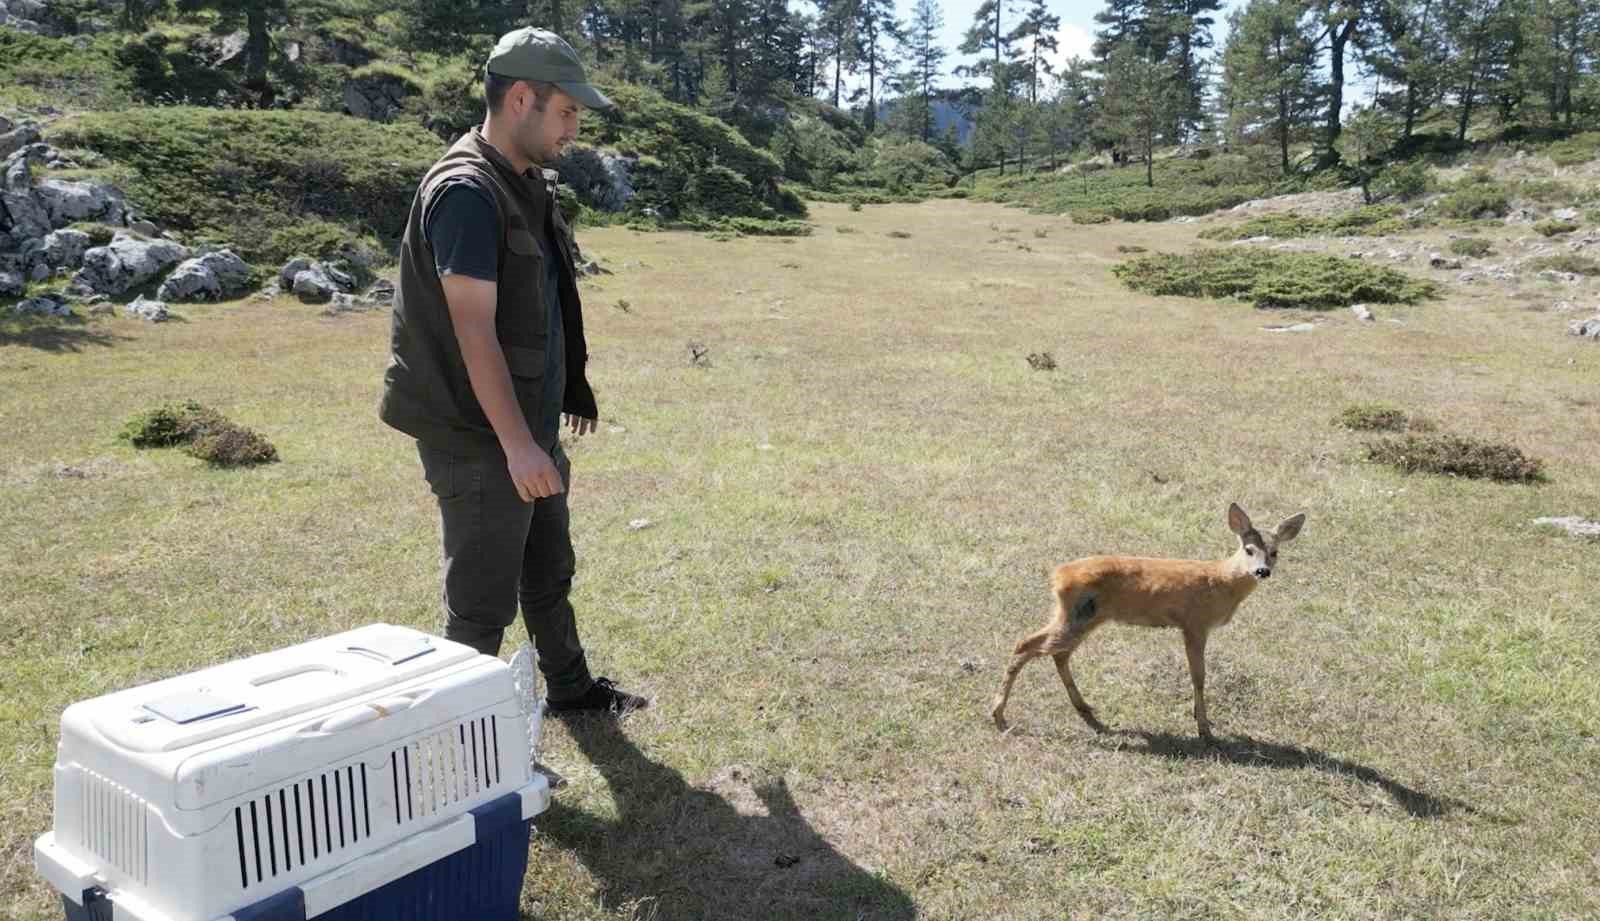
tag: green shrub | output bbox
[1113,249,1438,309]
[120,401,278,467]
[186,424,279,467]
[0,30,133,110]
[1547,132,1600,167]
[868,139,957,192]
[714,217,812,237]
[1528,254,1600,276]
[1336,402,1435,432]
[1436,183,1511,220]
[1534,220,1579,237]
[686,163,763,217]
[1366,433,1545,482]
[587,82,800,219]
[1372,161,1431,201]
[1517,180,1578,203]
[1199,205,1415,241]
[56,108,445,266]
[1449,237,1493,258]
[1072,210,1113,224]
[119,402,226,448]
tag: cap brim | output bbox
[557,82,613,110]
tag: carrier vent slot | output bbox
[390,717,502,828]
[232,761,372,889]
[78,768,149,885]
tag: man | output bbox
[380,27,646,716]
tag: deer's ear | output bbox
[1275,513,1306,543]
[1227,502,1252,536]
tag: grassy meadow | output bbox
[2,200,1598,920]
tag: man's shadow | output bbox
[534,716,917,921]
[1097,728,1479,819]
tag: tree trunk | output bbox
[245,4,272,106]
[1279,90,1290,173]
[1323,15,1356,162]
[1402,81,1417,139]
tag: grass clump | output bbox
[1534,220,1580,237]
[1198,205,1416,242]
[120,402,278,467]
[1366,433,1545,483]
[1336,403,1435,433]
[1449,237,1493,258]
[1116,244,1147,254]
[1114,249,1438,309]
[1529,254,1600,276]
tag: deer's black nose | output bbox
[1254,568,1270,578]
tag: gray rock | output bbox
[0,115,11,134]
[11,294,72,317]
[125,295,169,322]
[0,269,22,296]
[41,228,91,269]
[1551,208,1580,222]
[1429,253,1462,270]
[1570,316,1600,340]
[1539,270,1581,284]
[342,73,417,123]
[74,233,189,295]
[293,267,337,303]
[29,260,48,281]
[2,146,52,239]
[0,123,42,161]
[557,146,636,212]
[157,249,254,302]
[129,219,160,237]
[279,256,316,289]
[1350,304,1374,322]
[1533,516,1600,539]
[323,292,361,313]
[1262,323,1317,333]
[363,278,395,306]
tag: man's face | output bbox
[515,86,582,165]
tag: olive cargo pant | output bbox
[417,442,594,702]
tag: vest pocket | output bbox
[503,344,545,381]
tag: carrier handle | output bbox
[301,691,426,734]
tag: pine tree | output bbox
[814,0,861,108]
[1099,42,1180,185]
[1220,0,1321,172]
[857,0,902,130]
[895,0,946,141]
[1008,0,1060,104]
[1363,0,1450,140]
[1439,0,1516,141]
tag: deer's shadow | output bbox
[532,716,916,921]
[1097,728,1477,819]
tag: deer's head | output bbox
[1227,502,1305,580]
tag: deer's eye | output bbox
[1245,546,1255,555]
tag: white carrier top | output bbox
[35,624,548,921]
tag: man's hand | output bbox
[564,414,597,436]
[506,441,564,502]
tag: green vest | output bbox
[379,128,597,455]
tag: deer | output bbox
[990,503,1306,741]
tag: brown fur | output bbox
[990,503,1305,740]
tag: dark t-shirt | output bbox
[424,183,567,445]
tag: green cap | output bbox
[485,28,614,110]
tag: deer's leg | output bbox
[1182,627,1213,742]
[1051,634,1106,733]
[991,625,1055,730]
